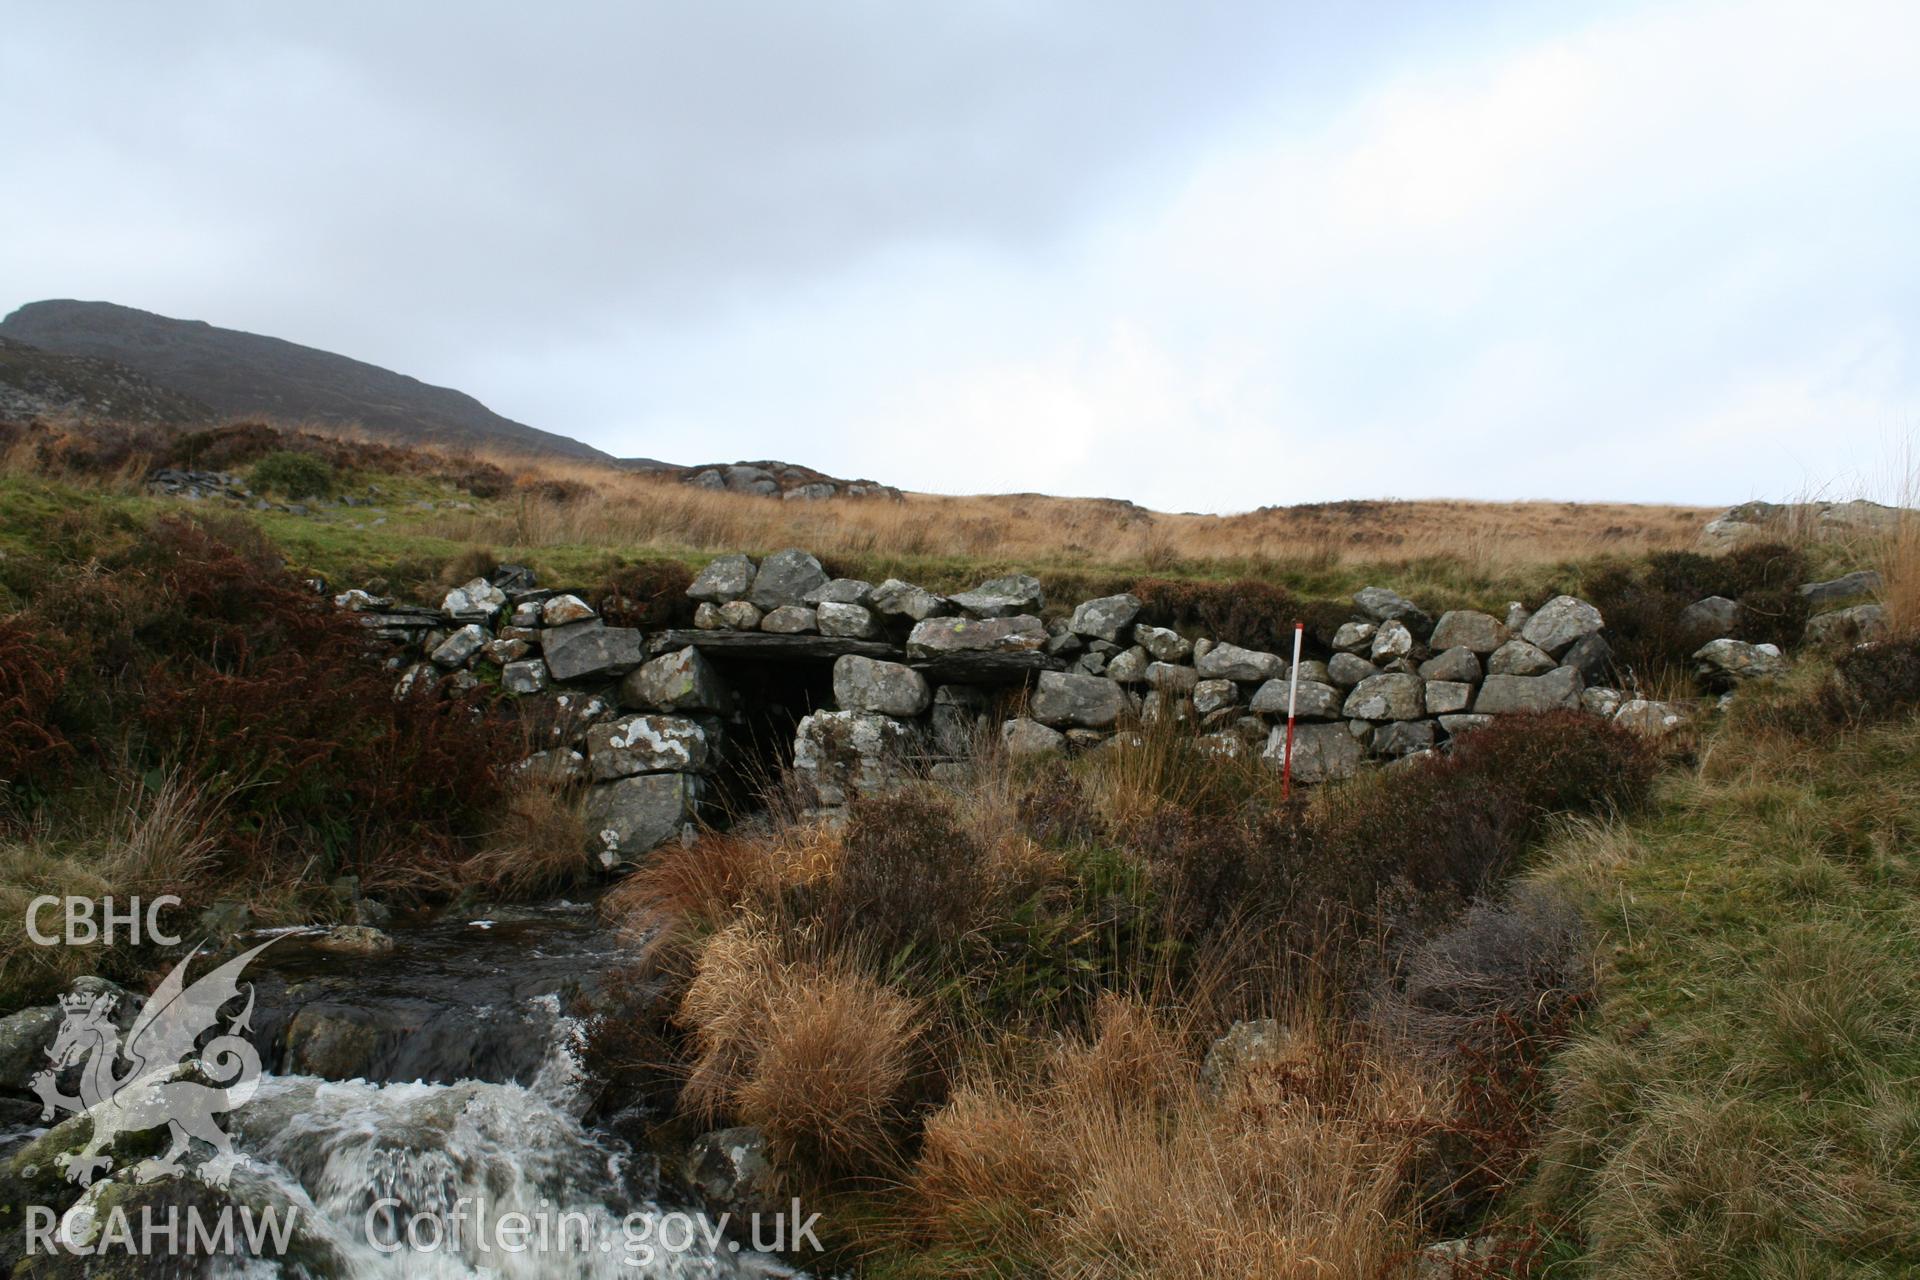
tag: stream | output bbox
[4,903,799,1278]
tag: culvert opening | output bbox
[702,653,839,821]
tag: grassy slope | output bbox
[0,463,1734,620]
[1522,676,1920,1277]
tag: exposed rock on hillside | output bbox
[0,334,212,424]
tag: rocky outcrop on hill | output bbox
[1701,498,1911,548]
[680,459,902,502]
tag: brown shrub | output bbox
[1312,711,1656,923]
[0,617,73,790]
[806,789,989,965]
[1582,542,1810,687]
[35,515,509,884]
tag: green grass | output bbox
[1521,674,1920,1277]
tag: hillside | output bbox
[0,334,212,426]
[0,299,613,462]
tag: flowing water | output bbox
[7,903,796,1279]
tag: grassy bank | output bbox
[3,415,1727,613]
[1515,659,1920,1276]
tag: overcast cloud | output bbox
[4,0,1916,510]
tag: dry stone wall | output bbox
[343,547,1884,863]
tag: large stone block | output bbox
[950,573,1045,618]
[794,710,915,805]
[1427,610,1508,654]
[687,554,756,603]
[1002,717,1067,758]
[748,548,828,610]
[906,615,1047,657]
[544,623,646,681]
[1342,672,1425,721]
[1250,678,1344,720]
[834,654,931,716]
[621,646,727,711]
[1195,642,1284,683]
[1068,593,1142,642]
[1030,671,1127,728]
[586,714,710,779]
[1519,595,1604,656]
[1353,586,1431,631]
[586,772,699,860]
[871,578,949,622]
[1262,721,1363,783]
[1474,665,1584,714]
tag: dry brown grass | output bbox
[678,919,924,1175]
[1870,461,1920,639]
[260,418,1712,579]
[454,770,593,898]
[906,995,1449,1280]
[447,452,1713,575]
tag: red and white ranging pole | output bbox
[1282,621,1304,801]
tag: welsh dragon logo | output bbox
[29,938,286,1189]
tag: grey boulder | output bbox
[544,624,646,681]
[1804,603,1889,647]
[1677,595,1741,636]
[748,549,829,610]
[871,578,950,622]
[687,554,757,603]
[1342,672,1425,721]
[906,615,1047,657]
[1692,638,1790,687]
[1262,721,1363,783]
[804,578,876,606]
[1614,699,1693,736]
[951,574,1045,618]
[817,601,880,638]
[1428,610,1508,654]
[587,773,699,859]
[1487,638,1556,676]
[1519,595,1604,656]
[1419,646,1482,683]
[1354,586,1432,631]
[1030,671,1127,728]
[1798,570,1882,607]
[1002,717,1067,758]
[1474,665,1584,714]
[1195,642,1284,683]
[622,646,727,711]
[1250,678,1343,720]
[834,654,931,716]
[1069,593,1142,642]
[1370,620,1416,662]
[586,714,710,779]
[760,604,818,634]
[1327,652,1380,687]
[1135,625,1192,662]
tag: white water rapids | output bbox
[211,1011,789,1278]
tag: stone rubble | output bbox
[344,544,1862,863]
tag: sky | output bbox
[4,0,1917,512]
